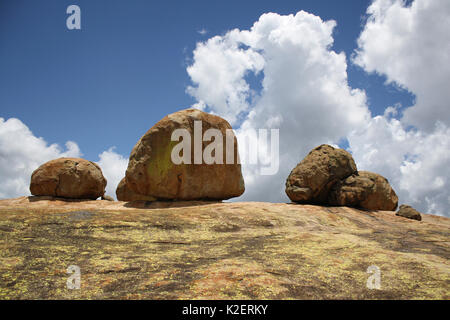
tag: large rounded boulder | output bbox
[328,171,398,211]
[285,144,357,204]
[125,108,245,200]
[116,177,156,202]
[30,158,107,199]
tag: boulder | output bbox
[328,171,398,211]
[101,195,114,201]
[396,204,422,221]
[116,177,156,202]
[285,144,357,204]
[30,158,106,200]
[125,108,245,200]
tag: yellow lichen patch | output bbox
[0,199,448,299]
[0,257,23,269]
[189,258,290,299]
[146,140,178,183]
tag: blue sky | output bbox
[0,0,413,161]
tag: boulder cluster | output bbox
[28,108,419,218]
[285,144,399,211]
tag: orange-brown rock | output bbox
[101,195,114,201]
[30,158,106,200]
[0,196,448,299]
[116,177,156,202]
[125,108,244,200]
[396,204,422,221]
[328,171,398,211]
[285,144,357,204]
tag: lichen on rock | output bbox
[0,196,448,299]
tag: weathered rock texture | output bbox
[396,204,422,221]
[286,144,357,204]
[286,145,398,211]
[30,158,106,200]
[1,196,449,299]
[126,108,244,200]
[116,177,156,202]
[328,171,398,211]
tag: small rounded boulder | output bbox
[396,204,422,221]
[30,158,107,200]
[328,171,398,211]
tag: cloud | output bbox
[348,111,450,215]
[353,0,450,131]
[348,0,450,215]
[96,147,128,199]
[0,117,81,198]
[186,32,265,125]
[197,28,208,35]
[187,11,371,203]
[187,6,450,216]
[0,117,129,200]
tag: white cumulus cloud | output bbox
[353,0,450,131]
[96,147,128,199]
[187,11,371,203]
[187,32,265,125]
[187,5,450,216]
[0,117,81,198]
[348,111,450,215]
[0,117,129,200]
[349,0,450,215]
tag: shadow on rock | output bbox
[123,199,222,209]
[27,196,98,202]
